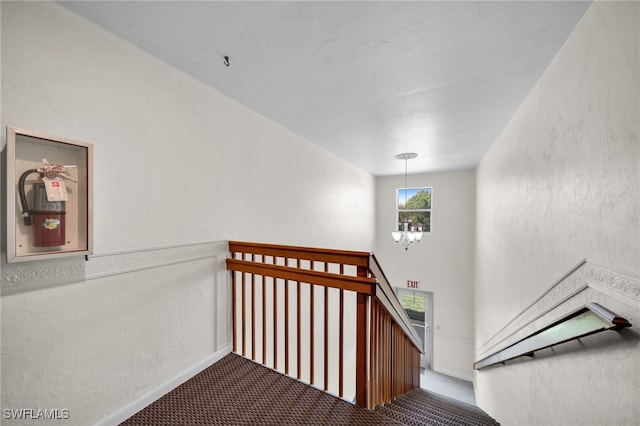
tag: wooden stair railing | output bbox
[226,241,423,410]
[474,302,631,370]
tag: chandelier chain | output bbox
[391,153,422,251]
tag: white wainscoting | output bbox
[1,241,233,426]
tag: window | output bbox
[397,187,431,233]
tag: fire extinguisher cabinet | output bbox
[5,126,93,263]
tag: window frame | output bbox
[395,186,432,234]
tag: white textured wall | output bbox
[475,1,639,425]
[375,170,476,380]
[1,1,374,254]
[0,1,375,424]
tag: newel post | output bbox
[355,265,369,408]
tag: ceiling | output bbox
[58,1,591,176]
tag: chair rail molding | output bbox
[1,240,229,295]
[476,260,640,361]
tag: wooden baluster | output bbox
[356,292,368,408]
[397,326,401,397]
[324,263,329,391]
[284,260,289,375]
[400,333,404,394]
[408,345,412,390]
[370,298,377,407]
[394,324,398,397]
[262,274,267,365]
[240,272,247,356]
[274,273,278,370]
[413,346,417,390]
[415,347,420,389]
[263,275,269,365]
[378,310,382,403]
[410,338,414,392]
[251,253,257,361]
[338,265,345,397]
[380,310,384,403]
[405,338,409,392]
[396,325,401,397]
[231,263,237,354]
[403,331,407,393]
[400,334,404,394]
[242,256,247,357]
[310,280,315,385]
[396,324,400,395]
[410,344,414,390]
[410,339,413,391]
[388,314,391,398]
[386,312,390,401]
[392,324,396,398]
[403,336,408,393]
[378,301,383,407]
[296,259,301,380]
[376,298,381,407]
[391,323,395,398]
[376,307,380,403]
[397,325,401,396]
[383,308,387,402]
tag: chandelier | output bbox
[391,153,423,250]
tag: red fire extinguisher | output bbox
[18,167,67,247]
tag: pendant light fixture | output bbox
[391,153,423,250]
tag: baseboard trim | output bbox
[98,344,232,426]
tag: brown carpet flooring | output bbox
[121,353,499,425]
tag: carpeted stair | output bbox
[374,388,499,426]
[121,353,499,425]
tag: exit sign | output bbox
[407,280,419,288]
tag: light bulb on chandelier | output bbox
[391,153,423,250]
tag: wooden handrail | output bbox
[228,241,371,267]
[226,258,376,294]
[226,241,422,409]
[474,302,632,370]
